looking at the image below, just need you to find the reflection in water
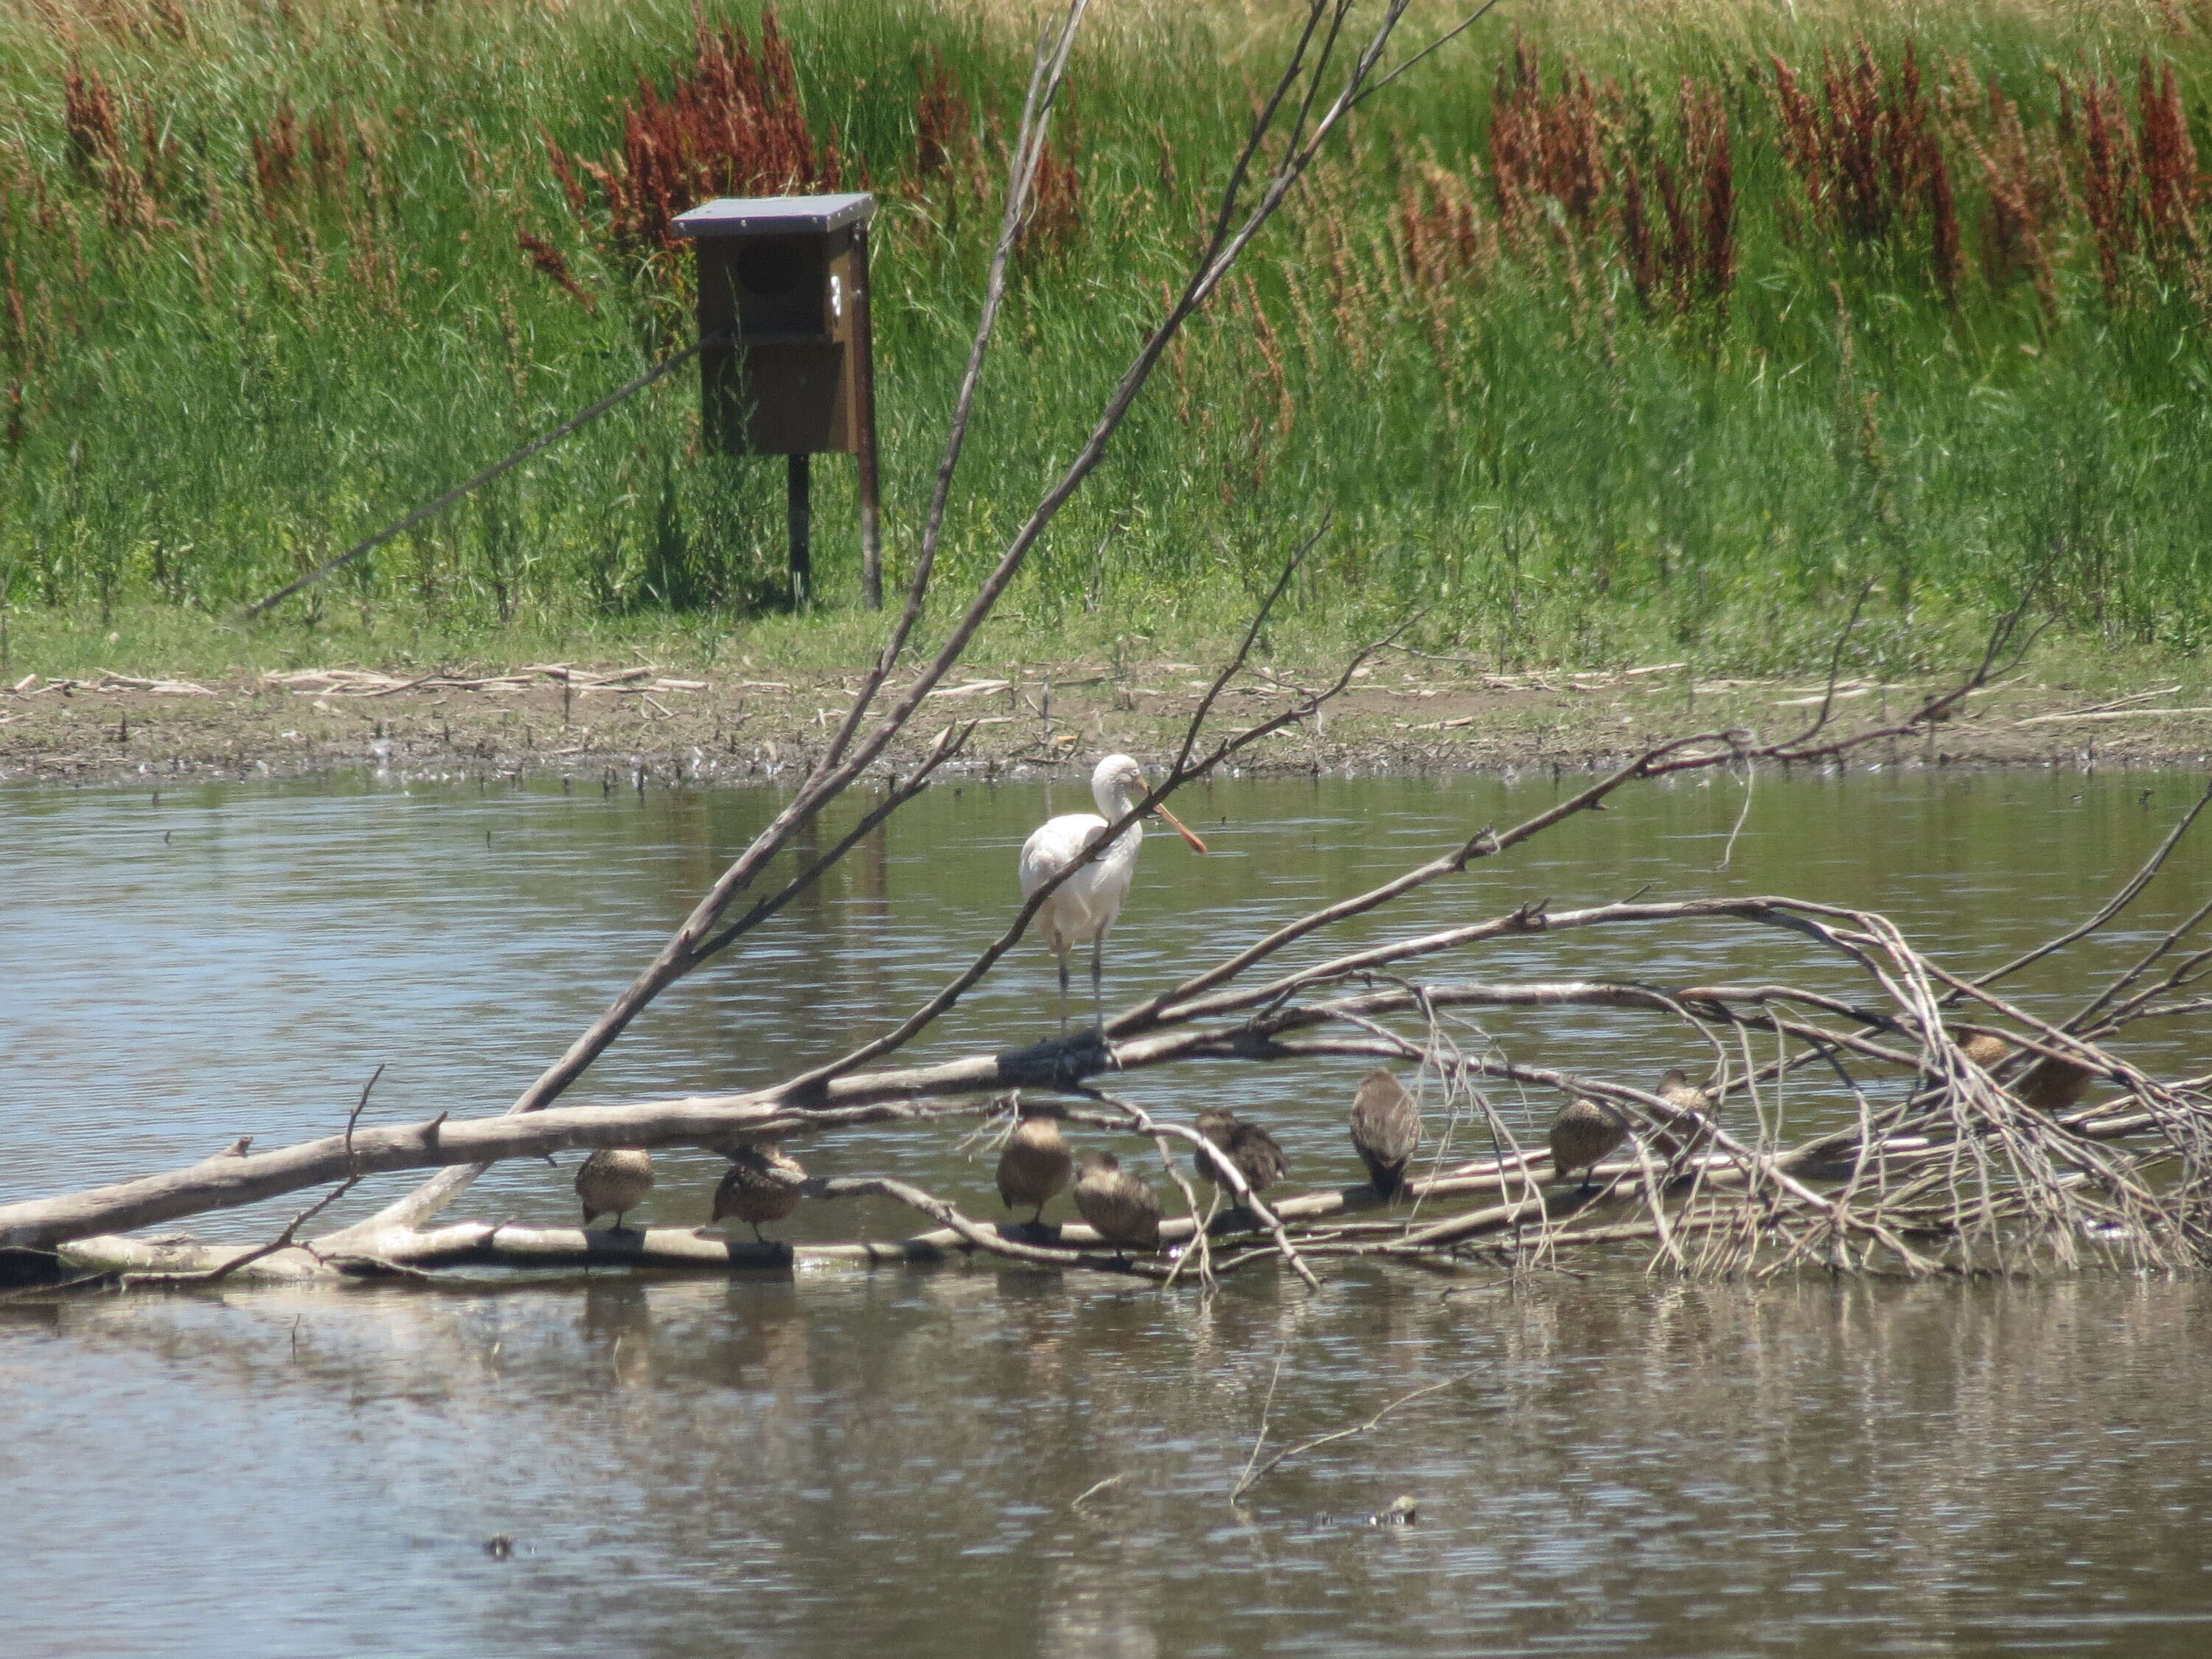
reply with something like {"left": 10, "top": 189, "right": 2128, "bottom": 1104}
{"left": 5, "top": 771, "right": 2212, "bottom": 1654}
{"left": 1041, "top": 1543, "right": 1162, "bottom": 1659}
{"left": 10, "top": 1273, "right": 2212, "bottom": 1656}
{"left": 578, "top": 1277, "right": 656, "bottom": 1391}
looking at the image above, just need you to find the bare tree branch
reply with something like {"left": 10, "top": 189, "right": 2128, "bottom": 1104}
{"left": 1959, "top": 775, "right": 2212, "bottom": 1002}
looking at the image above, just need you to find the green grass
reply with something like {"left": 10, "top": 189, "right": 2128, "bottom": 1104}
{"left": 1, "top": 0, "right": 2208, "bottom": 678}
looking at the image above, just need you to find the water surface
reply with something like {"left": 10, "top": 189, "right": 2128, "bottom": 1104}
{"left": 4, "top": 767, "right": 2211, "bottom": 1655}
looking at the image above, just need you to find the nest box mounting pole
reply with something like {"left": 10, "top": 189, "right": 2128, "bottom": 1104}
{"left": 786, "top": 453, "right": 812, "bottom": 602}
{"left": 672, "top": 192, "right": 883, "bottom": 611}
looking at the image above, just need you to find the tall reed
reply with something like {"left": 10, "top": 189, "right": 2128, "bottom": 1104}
{"left": 0, "top": 0, "right": 2205, "bottom": 667}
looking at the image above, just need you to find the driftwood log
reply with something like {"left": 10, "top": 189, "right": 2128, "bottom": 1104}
{"left": 13, "top": 782, "right": 2211, "bottom": 1287}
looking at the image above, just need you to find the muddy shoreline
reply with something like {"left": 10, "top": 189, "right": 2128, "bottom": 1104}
{"left": 6, "top": 658, "right": 2210, "bottom": 787}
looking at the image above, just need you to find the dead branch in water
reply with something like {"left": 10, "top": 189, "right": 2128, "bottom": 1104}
{"left": 313, "top": 0, "right": 1455, "bottom": 1253}
{"left": 22, "top": 849, "right": 2212, "bottom": 1284}
{"left": 114, "top": 1066, "right": 386, "bottom": 1289}
{"left": 1230, "top": 1366, "right": 1482, "bottom": 1502}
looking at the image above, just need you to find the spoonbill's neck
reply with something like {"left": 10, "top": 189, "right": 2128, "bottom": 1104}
{"left": 1093, "top": 775, "right": 1141, "bottom": 822}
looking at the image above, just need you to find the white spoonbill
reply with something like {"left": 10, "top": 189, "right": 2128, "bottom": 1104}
{"left": 1019, "top": 753, "right": 1207, "bottom": 1034}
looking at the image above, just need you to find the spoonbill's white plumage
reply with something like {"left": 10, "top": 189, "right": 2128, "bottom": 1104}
{"left": 1019, "top": 753, "right": 1206, "bottom": 1034}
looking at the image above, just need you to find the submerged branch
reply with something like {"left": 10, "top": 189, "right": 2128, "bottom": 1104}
{"left": 1230, "top": 1367, "right": 1483, "bottom": 1501}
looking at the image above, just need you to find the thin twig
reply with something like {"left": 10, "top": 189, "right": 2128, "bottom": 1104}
{"left": 126, "top": 1064, "right": 384, "bottom": 1287}
{"left": 1961, "top": 775, "right": 2212, "bottom": 1001}
{"left": 1231, "top": 1367, "right": 1481, "bottom": 1501}
{"left": 1232, "top": 1346, "right": 1288, "bottom": 1499}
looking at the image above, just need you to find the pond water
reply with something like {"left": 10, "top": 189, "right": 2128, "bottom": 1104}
{"left": 4, "top": 765, "right": 2211, "bottom": 1656}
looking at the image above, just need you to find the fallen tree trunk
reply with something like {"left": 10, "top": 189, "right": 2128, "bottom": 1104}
{"left": 44, "top": 1152, "right": 1571, "bottom": 1282}
{"left": 0, "top": 930, "right": 1948, "bottom": 1252}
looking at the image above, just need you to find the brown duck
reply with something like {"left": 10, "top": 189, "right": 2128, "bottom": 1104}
{"left": 1349, "top": 1068, "right": 1422, "bottom": 1200}
{"left": 1653, "top": 1068, "right": 1717, "bottom": 1160}
{"left": 995, "top": 1104, "right": 1072, "bottom": 1225}
{"left": 574, "top": 1147, "right": 654, "bottom": 1231}
{"left": 1958, "top": 1032, "right": 2011, "bottom": 1070}
{"left": 2017, "top": 1051, "right": 2096, "bottom": 1114}
{"left": 1192, "top": 1107, "right": 1290, "bottom": 1198}
{"left": 712, "top": 1145, "right": 808, "bottom": 1242}
{"left": 1955, "top": 1033, "right": 2094, "bottom": 1112}
{"left": 1073, "top": 1150, "right": 1162, "bottom": 1256}
{"left": 1548, "top": 1098, "right": 1626, "bottom": 1191}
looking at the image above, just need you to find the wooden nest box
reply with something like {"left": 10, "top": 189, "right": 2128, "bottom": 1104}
{"left": 672, "top": 192, "right": 883, "bottom": 606}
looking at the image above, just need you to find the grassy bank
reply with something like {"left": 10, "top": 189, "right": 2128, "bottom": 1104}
{"left": 1, "top": 0, "right": 2208, "bottom": 678}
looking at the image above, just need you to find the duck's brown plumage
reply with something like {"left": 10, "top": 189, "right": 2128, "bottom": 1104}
{"left": 1954, "top": 1032, "right": 2093, "bottom": 1112}
{"left": 575, "top": 1147, "right": 655, "bottom": 1230}
{"left": 713, "top": 1145, "right": 807, "bottom": 1241}
{"left": 1959, "top": 1032, "right": 2011, "bottom": 1070}
{"left": 1548, "top": 1099, "right": 1626, "bottom": 1187}
{"left": 2017, "top": 1052, "right": 2096, "bottom": 1113}
{"left": 996, "top": 1108, "right": 1072, "bottom": 1223}
{"left": 1349, "top": 1068, "right": 1422, "bottom": 1200}
{"left": 1192, "top": 1107, "right": 1290, "bottom": 1196}
{"left": 1653, "top": 1068, "right": 1716, "bottom": 1160}
{"left": 1073, "top": 1151, "right": 1162, "bottom": 1253}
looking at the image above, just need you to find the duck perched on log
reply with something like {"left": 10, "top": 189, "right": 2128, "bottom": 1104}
{"left": 2017, "top": 1051, "right": 2096, "bottom": 1114}
{"left": 995, "top": 1102, "right": 1072, "bottom": 1225}
{"left": 1073, "top": 1151, "right": 1162, "bottom": 1258}
{"left": 1191, "top": 1107, "right": 1289, "bottom": 1199}
{"left": 1955, "top": 1033, "right": 2094, "bottom": 1113}
{"left": 1349, "top": 1069, "right": 1422, "bottom": 1200}
{"left": 1548, "top": 1098, "right": 1626, "bottom": 1191}
{"left": 712, "top": 1146, "right": 808, "bottom": 1242}
{"left": 574, "top": 1147, "right": 654, "bottom": 1232}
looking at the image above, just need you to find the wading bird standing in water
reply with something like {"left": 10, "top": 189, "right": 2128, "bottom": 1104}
{"left": 1019, "top": 754, "right": 1207, "bottom": 1035}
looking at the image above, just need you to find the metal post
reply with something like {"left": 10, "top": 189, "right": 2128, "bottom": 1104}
{"left": 787, "top": 452, "right": 813, "bottom": 607}
{"left": 852, "top": 226, "right": 884, "bottom": 611}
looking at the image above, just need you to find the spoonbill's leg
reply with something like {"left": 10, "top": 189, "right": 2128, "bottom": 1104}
{"left": 1091, "top": 930, "right": 1107, "bottom": 1034}
{"left": 1057, "top": 953, "right": 1071, "bottom": 1037}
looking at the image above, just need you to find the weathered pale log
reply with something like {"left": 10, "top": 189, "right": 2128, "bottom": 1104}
{"left": 13, "top": 1007, "right": 2194, "bottom": 1266}
{"left": 0, "top": 1034, "right": 1608, "bottom": 1256}
{"left": 45, "top": 1149, "right": 1732, "bottom": 1285}
{"left": 16, "top": 988, "right": 2168, "bottom": 1259}
{"left": 58, "top": 1219, "right": 1071, "bottom": 1281}
{"left": 62, "top": 1234, "right": 331, "bottom": 1281}
{"left": 0, "top": 967, "right": 1761, "bottom": 1252}
{"left": 0, "top": 1091, "right": 966, "bottom": 1251}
